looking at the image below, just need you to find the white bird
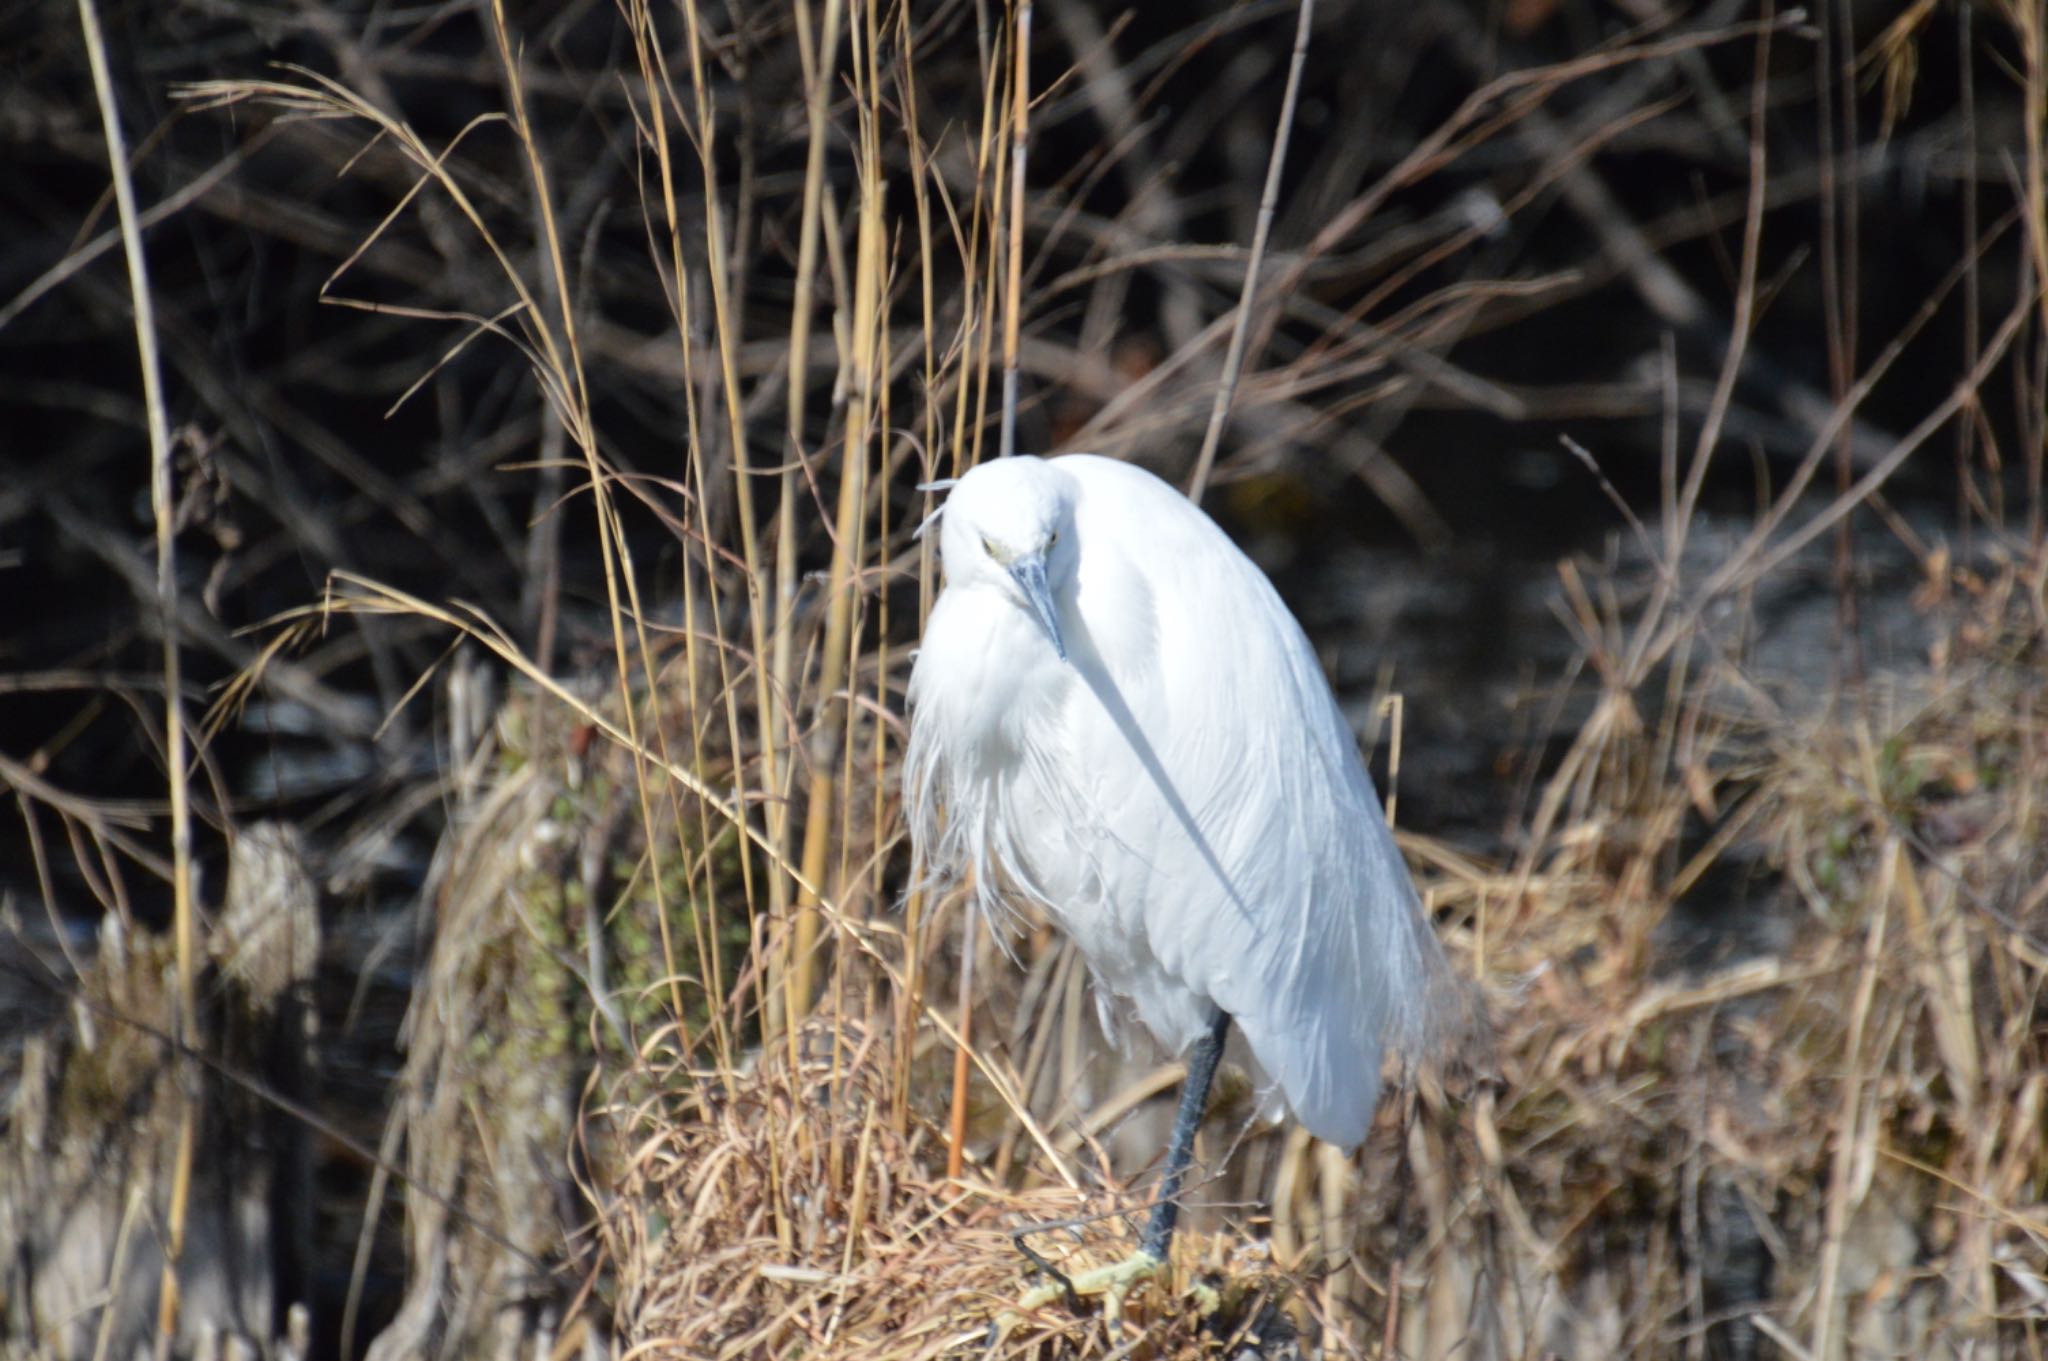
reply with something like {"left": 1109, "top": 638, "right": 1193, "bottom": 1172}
{"left": 904, "top": 453, "right": 1455, "bottom": 1286}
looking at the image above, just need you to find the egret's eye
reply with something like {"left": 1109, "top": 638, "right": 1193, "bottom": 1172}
{"left": 980, "top": 535, "right": 996, "bottom": 556}
{"left": 1048, "top": 530, "right": 1060, "bottom": 548}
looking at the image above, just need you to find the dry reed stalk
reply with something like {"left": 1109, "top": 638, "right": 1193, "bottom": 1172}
{"left": 793, "top": 0, "right": 891, "bottom": 1031}
{"left": 674, "top": 0, "right": 789, "bottom": 1053}
{"left": 895, "top": 0, "right": 943, "bottom": 1138}
{"left": 999, "top": 0, "right": 1031, "bottom": 462}
{"left": 778, "top": 0, "right": 845, "bottom": 1050}
{"left": 76, "top": 1, "right": 197, "bottom": 1348}
{"left": 616, "top": 0, "right": 766, "bottom": 1075}
{"left": 2019, "top": 0, "right": 2048, "bottom": 349}
{"left": 484, "top": 1, "right": 705, "bottom": 1073}
{"left": 933, "top": 3, "right": 1019, "bottom": 1183}
{"left": 1806, "top": 837, "right": 1892, "bottom": 1361}
{"left": 1185, "top": 0, "right": 1314, "bottom": 506}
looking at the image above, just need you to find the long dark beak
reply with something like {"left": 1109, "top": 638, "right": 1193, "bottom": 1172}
{"left": 1008, "top": 555, "right": 1067, "bottom": 662}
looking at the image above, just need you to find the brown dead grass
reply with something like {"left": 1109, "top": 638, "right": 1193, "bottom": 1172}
{"left": 603, "top": 1016, "right": 1322, "bottom": 1361}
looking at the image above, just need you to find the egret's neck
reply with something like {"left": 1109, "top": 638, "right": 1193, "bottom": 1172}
{"left": 929, "top": 580, "right": 1073, "bottom": 769}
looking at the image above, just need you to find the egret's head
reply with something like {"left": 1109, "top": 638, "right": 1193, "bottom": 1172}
{"left": 935, "top": 456, "right": 1076, "bottom": 662}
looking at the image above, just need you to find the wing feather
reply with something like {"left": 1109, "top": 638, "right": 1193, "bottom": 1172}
{"left": 1051, "top": 455, "right": 1452, "bottom": 1147}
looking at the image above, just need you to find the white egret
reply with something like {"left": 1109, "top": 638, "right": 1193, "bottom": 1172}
{"left": 904, "top": 453, "right": 1456, "bottom": 1303}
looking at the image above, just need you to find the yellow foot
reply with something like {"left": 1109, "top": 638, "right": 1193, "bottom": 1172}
{"left": 991, "top": 1250, "right": 1221, "bottom": 1346}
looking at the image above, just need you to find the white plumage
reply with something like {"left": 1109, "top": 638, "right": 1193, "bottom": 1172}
{"left": 905, "top": 453, "right": 1452, "bottom": 1153}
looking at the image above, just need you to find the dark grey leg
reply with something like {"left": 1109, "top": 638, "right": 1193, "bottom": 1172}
{"left": 1140, "top": 1008, "right": 1231, "bottom": 1259}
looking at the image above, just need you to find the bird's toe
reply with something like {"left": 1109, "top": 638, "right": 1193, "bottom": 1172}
{"left": 991, "top": 1248, "right": 1170, "bottom": 1344}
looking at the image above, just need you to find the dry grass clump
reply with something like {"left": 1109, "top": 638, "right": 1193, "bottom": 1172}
{"left": 602, "top": 1019, "right": 1305, "bottom": 1360}
{"left": 1435, "top": 542, "right": 2048, "bottom": 1358}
